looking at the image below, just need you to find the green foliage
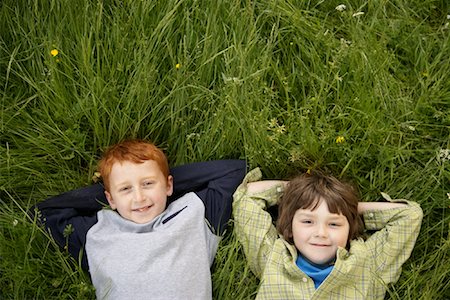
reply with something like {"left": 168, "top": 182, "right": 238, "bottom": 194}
{"left": 1, "top": 0, "right": 449, "bottom": 298}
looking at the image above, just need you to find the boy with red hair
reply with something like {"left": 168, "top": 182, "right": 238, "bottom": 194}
{"left": 35, "top": 139, "right": 246, "bottom": 299}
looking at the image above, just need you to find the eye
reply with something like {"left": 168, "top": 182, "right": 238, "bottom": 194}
{"left": 119, "top": 186, "right": 131, "bottom": 192}
{"left": 143, "top": 181, "right": 154, "bottom": 187}
{"left": 301, "top": 220, "right": 313, "bottom": 224}
{"left": 329, "top": 222, "right": 341, "bottom": 227}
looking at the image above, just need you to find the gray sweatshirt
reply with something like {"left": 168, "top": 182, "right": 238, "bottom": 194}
{"left": 86, "top": 192, "right": 220, "bottom": 300}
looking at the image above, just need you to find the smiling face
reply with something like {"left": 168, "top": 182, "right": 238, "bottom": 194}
{"left": 105, "top": 160, "right": 173, "bottom": 224}
{"left": 291, "top": 199, "right": 350, "bottom": 265}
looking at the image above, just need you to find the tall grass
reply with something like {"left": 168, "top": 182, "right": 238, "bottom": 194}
{"left": 1, "top": 0, "right": 449, "bottom": 299}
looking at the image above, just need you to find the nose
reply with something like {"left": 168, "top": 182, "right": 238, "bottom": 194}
{"left": 315, "top": 223, "right": 328, "bottom": 237}
{"left": 134, "top": 188, "right": 145, "bottom": 203}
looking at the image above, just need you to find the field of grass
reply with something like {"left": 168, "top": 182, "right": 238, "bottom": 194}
{"left": 1, "top": 0, "right": 449, "bottom": 299}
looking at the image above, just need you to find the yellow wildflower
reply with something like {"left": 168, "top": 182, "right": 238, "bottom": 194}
{"left": 175, "top": 63, "right": 181, "bottom": 69}
{"left": 336, "top": 136, "right": 345, "bottom": 144}
{"left": 306, "top": 169, "right": 311, "bottom": 175}
{"left": 50, "top": 49, "right": 59, "bottom": 57}
{"left": 92, "top": 171, "right": 101, "bottom": 182}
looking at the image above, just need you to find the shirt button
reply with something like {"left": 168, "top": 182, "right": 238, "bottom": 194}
{"left": 302, "top": 277, "right": 308, "bottom": 283}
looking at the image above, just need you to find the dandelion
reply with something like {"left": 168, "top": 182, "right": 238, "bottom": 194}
{"left": 175, "top": 63, "right": 181, "bottom": 69}
{"left": 50, "top": 49, "right": 59, "bottom": 57}
{"left": 336, "top": 136, "right": 345, "bottom": 144}
{"left": 335, "top": 4, "right": 346, "bottom": 12}
{"left": 352, "top": 12, "right": 365, "bottom": 17}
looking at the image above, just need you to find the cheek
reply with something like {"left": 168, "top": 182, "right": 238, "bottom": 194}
{"left": 337, "top": 228, "right": 350, "bottom": 247}
{"left": 292, "top": 225, "right": 308, "bottom": 241}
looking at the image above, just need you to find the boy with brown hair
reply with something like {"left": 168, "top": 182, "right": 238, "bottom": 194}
{"left": 233, "top": 168, "right": 422, "bottom": 299}
{"left": 35, "top": 139, "right": 246, "bottom": 299}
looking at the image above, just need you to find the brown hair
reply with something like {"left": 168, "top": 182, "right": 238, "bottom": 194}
{"left": 277, "top": 171, "right": 362, "bottom": 248}
{"left": 98, "top": 139, "right": 169, "bottom": 192}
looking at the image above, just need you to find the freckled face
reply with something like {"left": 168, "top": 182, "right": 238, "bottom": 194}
{"left": 291, "top": 199, "right": 350, "bottom": 265}
{"left": 105, "top": 160, "right": 173, "bottom": 224}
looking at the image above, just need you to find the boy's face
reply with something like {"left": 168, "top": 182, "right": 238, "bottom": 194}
{"left": 105, "top": 160, "right": 173, "bottom": 224}
{"left": 291, "top": 199, "right": 349, "bottom": 265}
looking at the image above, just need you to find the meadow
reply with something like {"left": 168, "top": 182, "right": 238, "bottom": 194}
{"left": 0, "top": 0, "right": 449, "bottom": 299}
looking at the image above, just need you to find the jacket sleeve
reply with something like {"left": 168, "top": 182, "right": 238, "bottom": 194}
{"left": 233, "top": 168, "right": 282, "bottom": 278}
{"left": 172, "top": 160, "right": 247, "bottom": 235}
{"left": 31, "top": 183, "right": 107, "bottom": 270}
{"left": 363, "top": 199, "right": 423, "bottom": 284}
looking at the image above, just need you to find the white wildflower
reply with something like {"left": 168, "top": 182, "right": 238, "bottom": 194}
{"left": 438, "top": 149, "right": 450, "bottom": 162}
{"left": 447, "top": 15, "right": 450, "bottom": 20}
{"left": 352, "top": 12, "right": 365, "bottom": 17}
{"left": 12, "top": 219, "right": 18, "bottom": 227}
{"left": 447, "top": 192, "right": 450, "bottom": 200}
{"left": 222, "top": 73, "right": 241, "bottom": 84}
{"left": 335, "top": 4, "right": 346, "bottom": 12}
{"left": 340, "top": 38, "right": 352, "bottom": 45}
{"left": 401, "top": 123, "right": 416, "bottom": 131}
{"left": 186, "top": 133, "right": 200, "bottom": 140}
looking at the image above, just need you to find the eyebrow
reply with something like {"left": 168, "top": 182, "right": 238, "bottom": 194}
{"left": 115, "top": 176, "right": 158, "bottom": 185}
{"left": 296, "top": 212, "right": 346, "bottom": 220}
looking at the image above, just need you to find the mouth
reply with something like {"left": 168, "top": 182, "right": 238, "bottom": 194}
{"left": 310, "top": 243, "right": 330, "bottom": 247}
{"left": 132, "top": 205, "right": 153, "bottom": 212}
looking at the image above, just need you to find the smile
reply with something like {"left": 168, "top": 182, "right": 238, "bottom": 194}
{"left": 133, "top": 205, "right": 153, "bottom": 212}
{"left": 310, "top": 243, "right": 330, "bottom": 247}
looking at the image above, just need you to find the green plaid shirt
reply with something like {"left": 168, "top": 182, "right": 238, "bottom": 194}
{"left": 233, "top": 168, "right": 423, "bottom": 299}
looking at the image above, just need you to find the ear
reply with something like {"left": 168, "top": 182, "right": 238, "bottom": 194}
{"left": 105, "top": 190, "right": 116, "bottom": 209}
{"left": 166, "top": 175, "right": 174, "bottom": 197}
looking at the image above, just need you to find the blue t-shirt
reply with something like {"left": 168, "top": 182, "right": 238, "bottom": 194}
{"left": 296, "top": 254, "right": 334, "bottom": 289}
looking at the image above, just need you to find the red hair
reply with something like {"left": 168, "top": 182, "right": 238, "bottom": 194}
{"left": 98, "top": 139, "right": 169, "bottom": 191}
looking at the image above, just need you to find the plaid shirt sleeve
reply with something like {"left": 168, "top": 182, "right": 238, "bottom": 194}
{"left": 232, "top": 168, "right": 284, "bottom": 278}
{"left": 362, "top": 197, "right": 423, "bottom": 285}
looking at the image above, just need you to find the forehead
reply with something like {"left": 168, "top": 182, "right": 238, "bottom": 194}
{"left": 295, "top": 200, "right": 346, "bottom": 219}
{"left": 109, "top": 160, "right": 164, "bottom": 180}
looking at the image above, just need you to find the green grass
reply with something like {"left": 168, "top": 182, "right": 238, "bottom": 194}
{"left": 1, "top": 0, "right": 449, "bottom": 298}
